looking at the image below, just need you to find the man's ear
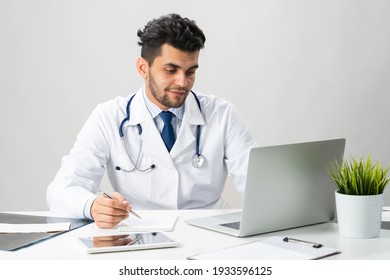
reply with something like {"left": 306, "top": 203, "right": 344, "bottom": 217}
{"left": 136, "top": 57, "right": 148, "bottom": 79}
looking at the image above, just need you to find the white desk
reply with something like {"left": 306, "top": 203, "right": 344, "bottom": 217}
{"left": 1, "top": 209, "right": 390, "bottom": 260}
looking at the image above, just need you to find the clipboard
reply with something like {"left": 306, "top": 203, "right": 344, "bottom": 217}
{"left": 188, "top": 236, "right": 341, "bottom": 260}
{"left": 0, "top": 213, "right": 92, "bottom": 251}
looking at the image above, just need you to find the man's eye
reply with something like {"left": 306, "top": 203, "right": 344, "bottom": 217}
{"left": 165, "top": 68, "right": 176, "bottom": 74}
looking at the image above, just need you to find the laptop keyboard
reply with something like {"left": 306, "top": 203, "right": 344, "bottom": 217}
{"left": 220, "top": 221, "right": 241, "bottom": 230}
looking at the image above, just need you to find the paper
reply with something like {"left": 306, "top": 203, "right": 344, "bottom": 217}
{"left": 0, "top": 222, "right": 71, "bottom": 233}
{"left": 382, "top": 207, "right": 390, "bottom": 221}
{"left": 188, "top": 236, "right": 341, "bottom": 260}
{"left": 117, "top": 212, "right": 178, "bottom": 232}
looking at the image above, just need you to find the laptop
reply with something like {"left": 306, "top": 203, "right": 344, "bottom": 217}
{"left": 185, "top": 138, "right": 346, "bottom": 237}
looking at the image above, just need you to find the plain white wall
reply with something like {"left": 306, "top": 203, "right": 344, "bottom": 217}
{"left": 1, "top": 0, "right": 390, "bottom": 211}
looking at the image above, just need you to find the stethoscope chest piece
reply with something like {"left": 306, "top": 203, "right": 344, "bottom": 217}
{"left": 192, "top": 154, "right": 205, "bottom": 168}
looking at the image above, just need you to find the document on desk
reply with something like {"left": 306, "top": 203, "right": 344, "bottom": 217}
{"left": 117, "top": 212, "right": 178, "bottom": 232}
{"left": 0, "top": 222, "right": 71, "bottom": 233}
{"left": 188, "top": 236, "right": 341, "bottom": 260}
{"left": 382, "top": 207, "right": 390, "bottom": 221}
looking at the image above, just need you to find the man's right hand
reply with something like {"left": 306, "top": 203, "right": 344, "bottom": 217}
{"left": 90, "top": 192, "right": 131, "bottom": 228}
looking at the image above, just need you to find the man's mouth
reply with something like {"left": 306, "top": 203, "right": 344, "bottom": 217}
{"left": 166, "top": 88, "right": 188, "bottom": 95}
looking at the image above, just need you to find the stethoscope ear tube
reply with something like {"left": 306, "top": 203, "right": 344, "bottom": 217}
{"left": 115, "top": 164, "right": 155, "bottom": 172}
{"left": 119, "top": 94, "right": 136, "bottom": 137}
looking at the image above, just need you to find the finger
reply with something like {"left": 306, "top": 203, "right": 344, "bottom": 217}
{"left": 111, "top": 191, "right": 127, "bottom": 202}
{"left": 94, "top": 204, "right": 129, "bottom": 220}
{"left": 93, "top": 211, "right": 128, "bottom": 228}
{"left": 94, "top": 220, "right": 122, "bottom": 229}
{"left": 91, "top": 197, "right": 129, "bottom": 228}
{"left": 111, "top": 192, "right": 132, "bottom": 211}
{"left": 96, "top": 194, "right": 130, "bottom": 212}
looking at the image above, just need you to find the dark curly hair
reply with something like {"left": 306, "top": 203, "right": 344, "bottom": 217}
{"left": 137, "top": 14, "right": 206, "bottom": 65}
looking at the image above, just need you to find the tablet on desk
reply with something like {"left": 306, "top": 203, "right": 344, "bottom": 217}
{"left": 78, "top": 232, "right": 179, "bottom": 254}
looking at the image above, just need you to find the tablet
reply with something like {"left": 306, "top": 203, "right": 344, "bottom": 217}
{"left": 78, "top": 232, "right": 179, "bottom": 254}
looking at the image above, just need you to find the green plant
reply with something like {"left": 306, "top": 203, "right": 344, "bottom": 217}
{"left": 328, "top": 156, "right": 390, "bottom": 195}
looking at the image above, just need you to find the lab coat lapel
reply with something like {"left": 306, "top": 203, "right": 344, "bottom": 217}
{"left": 170, "top": 93, "right": 205, "bottom": 159}
{"left": 141, "top": 117, "right": 173, "bottom": 163}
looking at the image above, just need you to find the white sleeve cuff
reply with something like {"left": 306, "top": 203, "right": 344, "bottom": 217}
{"left": 83, "top": 196, "right": 97, "bottom": 220}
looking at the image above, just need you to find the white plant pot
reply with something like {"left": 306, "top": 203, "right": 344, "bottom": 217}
{"left": 335, "top": 192, "right": 384, "bottom": 238}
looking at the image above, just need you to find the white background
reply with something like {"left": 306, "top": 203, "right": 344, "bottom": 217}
{"left": 1, "top": 260, "right": 389, "bottom": 279}
{"left": 1, "top": 0, "right": 389, "bottom": 211}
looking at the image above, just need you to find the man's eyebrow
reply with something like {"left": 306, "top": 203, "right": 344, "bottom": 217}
{"left": 164, "top": 63, "right": 199, "bottom": 70}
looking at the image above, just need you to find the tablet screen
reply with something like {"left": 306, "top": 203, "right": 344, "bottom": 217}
{"left": 79, "top": 232, "right": 179, "bottom": 253}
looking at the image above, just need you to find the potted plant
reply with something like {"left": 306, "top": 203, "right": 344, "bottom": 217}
{"left": 328, "top": 156, "right": 390, "bottom": 238}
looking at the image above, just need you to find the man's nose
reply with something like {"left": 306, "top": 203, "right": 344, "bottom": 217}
{"left": 174, "top": 73, "right": 188, "bottom": 87}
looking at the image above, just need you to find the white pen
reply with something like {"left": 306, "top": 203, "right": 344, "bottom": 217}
{"left": 98, "top": 190, "right": 142, "bottom": 219}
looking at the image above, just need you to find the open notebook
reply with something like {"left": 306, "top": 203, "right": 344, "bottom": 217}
{"left": 188, "top": 236, "right": 341, "bottom": 260}
{"left": 117, "top": 211, "right": 178, "bottom": 232}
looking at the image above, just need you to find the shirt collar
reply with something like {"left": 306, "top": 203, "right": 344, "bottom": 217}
{"left": 142, "top": 86, "right": 184, "bottom": 120}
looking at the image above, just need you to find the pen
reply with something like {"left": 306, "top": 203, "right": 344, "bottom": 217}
{"left": 283, "top": 237, "right": 323, "bottom": 248}
{"left": 98, "top": 190, "right": 142, "bottom": 219}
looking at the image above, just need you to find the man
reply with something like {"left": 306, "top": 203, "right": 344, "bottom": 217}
{"left": 47, "top": 14, "right": 256, "bottom": 228}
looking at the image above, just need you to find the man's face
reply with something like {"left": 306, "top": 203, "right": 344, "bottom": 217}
{"left": 139, "top": 44, "right": 199, "bottom": 110}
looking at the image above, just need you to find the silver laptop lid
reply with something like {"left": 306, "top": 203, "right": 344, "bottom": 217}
{"left": 239, "top": 138, "right": 346, "bottom": 236}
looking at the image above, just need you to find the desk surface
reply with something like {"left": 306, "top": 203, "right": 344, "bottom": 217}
{"left": 1, "top": 209, "right": 390, "bottom": 260}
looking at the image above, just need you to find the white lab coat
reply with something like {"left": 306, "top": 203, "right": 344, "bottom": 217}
{"left": 47, "top": 86, "right": 257, "bottom": 219}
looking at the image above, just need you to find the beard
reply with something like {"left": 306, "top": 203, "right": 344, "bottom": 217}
{"left": 148, "top": 72, "right": 189, "bottom": 109}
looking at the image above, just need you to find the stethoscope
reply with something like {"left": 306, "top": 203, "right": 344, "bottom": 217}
{"left": 115, "top": 90, "right": 205, "bottom": 173}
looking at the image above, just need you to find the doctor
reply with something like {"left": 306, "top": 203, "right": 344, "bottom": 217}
{"left": 47, "top": 13, "right": 256, "bottom": 228}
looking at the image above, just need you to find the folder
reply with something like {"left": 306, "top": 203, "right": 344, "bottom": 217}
{"left": 0, "top": 213, "right": 91, "bottom": 251}
{"left": 0, "top": 222, "right": 71, "bottom": 233}
{"left": 188, "top": 236, "right": 341, "bottom": 260}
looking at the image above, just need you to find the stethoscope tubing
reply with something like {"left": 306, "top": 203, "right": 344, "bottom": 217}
{"left": 117, "top": 90, "right": 203, "bottom": 171}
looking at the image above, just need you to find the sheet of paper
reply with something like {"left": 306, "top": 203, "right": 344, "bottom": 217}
{"left": 382, "top": 207, "right": 390, "bottom": 221}
{"left": 117, "top": 212, "right": 178, "bottom": 232}
{"left": 188, "top": 236, "right": 341, "bottom": 260}
{"left": 0, "top": 222, "right": 71, "bottom": 233}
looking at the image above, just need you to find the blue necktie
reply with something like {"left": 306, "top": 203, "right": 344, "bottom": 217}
{"left": 160, "top": 111, "right": 175, "bottom": 152}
